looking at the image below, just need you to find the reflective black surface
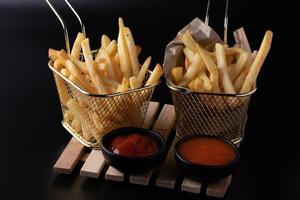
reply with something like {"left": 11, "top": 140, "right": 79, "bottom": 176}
{"left": 0, "top": 0, "right": 299, "bottom": 199}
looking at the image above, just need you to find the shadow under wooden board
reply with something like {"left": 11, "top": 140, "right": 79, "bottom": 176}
{"left": 53, "top": 101, "right": 232, "bottom": 198}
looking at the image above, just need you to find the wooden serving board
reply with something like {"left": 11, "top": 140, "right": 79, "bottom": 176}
{"left": 53, "top": 101, "right": 232, "bottom": 198}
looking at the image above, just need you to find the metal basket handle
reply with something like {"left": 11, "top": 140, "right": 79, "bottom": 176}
{"left": 45, "top": 0, "right": 86, "bottom": 54}
{"left": 205, "top": 0, "right": 229, "bottom": 44}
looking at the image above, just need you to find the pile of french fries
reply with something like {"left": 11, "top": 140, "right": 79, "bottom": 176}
{"left": 48, "top": 18, "right": 163, "bottom": 144}
{"left": 49, "top": 17, "right": 163, "bottom": 95}
{"left": 171, "top": 30, "right": 273, "bottom": 94}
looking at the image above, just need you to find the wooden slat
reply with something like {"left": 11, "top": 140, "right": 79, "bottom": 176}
{"left": 80, "top": 150, "right": 105, "bottom": 178}
{"left": 105, "top": 167, "right": 124, "bottom": 182}
{"left": 181, "top": 178, "right": 202, "bottom": 194}
{"left": 156, "top": 136, "right": 179, "bottom": 189}
{"left": 53, "top": 137, "right": 85, "bottom": 174}
{"left": 129, "top": 170, "right": 154, "bottom": 185}
{"left": 142, "top": 101, "right": 160, "bottom": 129}
{"left": 130, "top": 104, "right": 176, "bottom": 185}
{"left": 105, "top": 101, "right": 160, "bottom": 182}
{"left": 152, "top": 105, "right": 176, "bottom": 140}
{"left": 206, "top": 176, "right": 232, "bottom": 198}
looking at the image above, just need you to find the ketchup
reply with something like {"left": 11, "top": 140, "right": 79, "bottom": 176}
{"left": 109, "top": 133, "right": 159, "bottom": 157}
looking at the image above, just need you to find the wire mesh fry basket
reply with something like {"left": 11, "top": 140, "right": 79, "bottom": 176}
{"left": 50, "top": 61, "right": 156, "bottom": 148}
{"left": 165, "top": 0, "right": 256, "bottom": 144}
{"left": 46, "top": 0, "right": 158, "bottom": 148}
{"left": 168, "top": 82, "right": 255, "bottom": 144}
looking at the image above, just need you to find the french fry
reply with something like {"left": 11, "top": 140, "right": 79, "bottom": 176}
{"left": 181, "top": 32, "right": 220, "bottom": 92}
{"left": 215, "top": 43, "right": 236, "bottom": 94}
{"left": 96, "top": 40, "right": 117, "bottom": 62}
{"left": 179, "top": 53, "right": 201, "bottom": 86}
{"left": 105, "top": 40, "right": 118, "bottom": 57}
{"left": 194, "top": 77, "right": 204, "bottom": 92}
{"left": 70, "top": 32, "right": 85, "bottom": 60}
{"left": 183, "top": 47, "right": 194, "bottom": 70}
{"left": 145, "top": 64, "right": 163, "bottom": 86}
{"left": 118, "top": 18, "right": 132, "bottom": 78}
{"left": 48, "top": 48, "right": 61, "bottom": 60}
{"left": 171, "top": 67, "right": 184, "bottom": 84}
{"left": 116, "top": 78, "right": 130, "bottom": 92}
{"left": 81, "top": 38, "right": 108, "bottom": 94}
{"left": 64, "top": 60, "right": 95, "bottom": 92}
{"left": 234, "top": 70, "right": 248, "bottom": 92}
{"left": 64, "top": 109, "right": 74, "bottom": 122}
{"left": 230, "top": 49, "right": 250, "bottom": 82}
{"left": 137, "top": 57, "right": 151, "bottom": 84}
{"left": 69, "top": 58, "right": 89, "bottom": 74}
{"left": 125, "top": 27, "right": 140, "bottom": 76}
{"left": 241, "top": 30, "right": 273, "bottom": 93}
{"left": 101, "top": 34, "right": 111, "bottom": 48}
{"left": 71, "top": 118, "right": 82, "bottom": 133}
{"left": 99, "top": 48, "right": 119, "bottom": 82}
{"left": 129, "top": 76, "right": 140, "bottom": 89}
{"left": 54, "top": 58, "right": 64, "bottom": 70}
{"left": 188, "top": 79, "right": 196, "bottom": 90}
{"left": 61, "top": 68, "right": 70, "bottom": 78}
{"left": 199, "top": 73, "right": 213, "bottom": 92}
{"left": 196, "top": 45, "right": 220, "bottom": 93}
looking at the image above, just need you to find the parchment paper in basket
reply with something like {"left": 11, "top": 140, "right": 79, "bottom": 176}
{"left": 163, "top": 17, "right": 222, "bottom": 83}
{"left": 163, "top": 17, "right": 252, "bottom": 86}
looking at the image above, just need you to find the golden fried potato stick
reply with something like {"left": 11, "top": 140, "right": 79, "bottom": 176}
{"left": 81, "top": 38, "right": 108, "bottom": 94}
{"left": 199, "top": 73, "right": 213, "bottom": 92}
{"left": 196, "top": 45, "right": 220, "bottom": 93}
{"left": 129, "top": 76, "right": 140, "bottom": 89}
{"left": 215, "top": 43, "right": 236, "bottom": 94}
{"left": 101, "top": 34, "right": 111, "bottom": 48}
{"left": 179, "top": 53, "right": 201, "bottom": 86}
{"left": 69, "top": 57, "right": 89, "bottom": 74}
{"left": 64, "top": 109, "right": 74, "bottom": 122}
{"left": 137, "top": 56, "right": 151, "bottom": 85}
{"left": 71, "top": 118, "right": 82, "bottom": 133}
{"left": 58, "top": 50, "right": 96, "bottom": 93}
{"left": 188, "top": 79, "right": 196, "bottom": 90}
{"left": 194, "top": 77, "right": 204, "bottom": 92}
{"left": 61, "top": 68, "right": 70, "bottom": 78}
{"left": 96, "top": 40, "right": 117, "bottom": 62}
{"left": 67, "top": 99, "right": 96, "bottom": 141}
{"left": 171, "top": 67, "right": 184, "bottom": 84}
{"left": 106, "top": 40, "right": 118, "bottom": 57}
{"left": 183, "top": 47, "right": 194, "bottom": 63}
{"left": 118, "top": 18, "right": 132, "bottom": 78}
{"left": 181, "top": 32, "right": 220, "bottom": 92}
{"left": 116, "top": 78, "right": 130, "bottom": 92}
{"left": 71, "top": 32, "right": 85, "bottom": 60}
{"left": 68, "top": 74, "right": 96, "bottom": 93}
{"left": 54, "top": 58, "right": 64, "bottom": 70}
{"left": 48, "top": 48, "right": 61, "bottom": 60}
{"left": 234, "top": 70, "right": 248, "bottom": 92}
{"left": 240, "top": 30, "right": 273, "bottom": 93}
{"left": 99, "top": 48, "right": 119, "bottom": 82}
{"left": 145, "top": 64, "right": 163, "bottom": 86}
{"left": 230, "top": 49, "right": 250, "bottom": 82}
{"left": 125, "top": 27, "right": 140, "bottom": 76}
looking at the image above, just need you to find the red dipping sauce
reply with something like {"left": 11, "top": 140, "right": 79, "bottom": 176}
{"left": 109, "top": 133, "right": 160, "bottom": 157}
{"left": 178, "top": 137, "right": 236, "bottom": 166}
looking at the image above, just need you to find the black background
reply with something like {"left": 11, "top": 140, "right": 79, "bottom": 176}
{"left": 0, "top": 0, "right": 299, "bottom": 200}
